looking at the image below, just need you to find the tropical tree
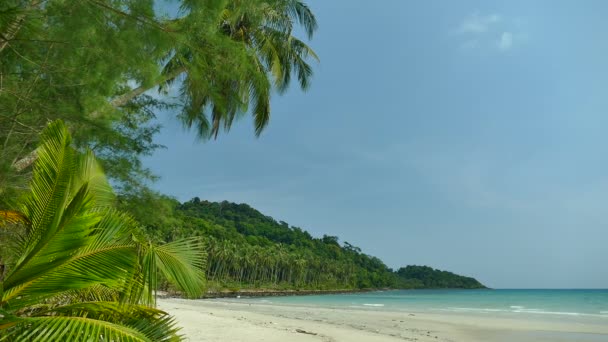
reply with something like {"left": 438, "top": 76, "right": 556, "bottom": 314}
{"left": 0, "top": 120, "right": 206, "bottom": 341}
{"left": 161, "top": 0, "right": 319, "bottom": 138}
{"left": 2, "top": 0, "right": 319, "bottom": 186}
{"left": 0, "top": 0, "right": 175, "bottom": 201}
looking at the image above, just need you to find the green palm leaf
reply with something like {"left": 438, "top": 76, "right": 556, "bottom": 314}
{"left": 2, "top": 316, "right": 154, "bottom": 342}
{"left": 142, "top": 237, "right": 207, "bottom": 301}
{"left": 0, "top": 120, "right": 205, "bottom": 341}
{"left": 163, "top": 0, "right": 319, "bottom": 139}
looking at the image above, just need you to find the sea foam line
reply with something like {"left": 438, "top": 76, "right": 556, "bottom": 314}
{"left": 440, "top": 307, "right": 608, "bottom": 318}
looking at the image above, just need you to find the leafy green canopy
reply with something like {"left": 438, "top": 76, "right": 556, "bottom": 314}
{"left": 120, "top": 196, "right": 487, "bottom": 291}
{"left": 0, "top": 120, "right": 206, "bottom": 341}
{"left": 395, "top": 265, "right": 486, "bottom": 289}
{"left": 0, "top": 0, "right": 174, "bottom": 199}
{"left": 122, "top": 198, "right": 399, "bottom": 289}
{"left": 0, "top": 0, "right": 318, "bottom": 202}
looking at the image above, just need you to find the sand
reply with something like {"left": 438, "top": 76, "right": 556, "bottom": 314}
{"left": 158, "top": 298, "right": 608, "bottom": 342}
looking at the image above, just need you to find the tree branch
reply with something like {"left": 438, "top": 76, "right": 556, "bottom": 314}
{"left": 12, "top": 148, "right": 38, "bottom": 172}
{"left": 0, "top": 1, "right": 42, "bottom": 53}
{"left": 12, "top": 66, "right": 187, "bottom": 170}
{"left": 0, "top": 15, "right": 26, "bottom": 53}
{"left": 90, "top": 66, "right": 186, "bottom": 118}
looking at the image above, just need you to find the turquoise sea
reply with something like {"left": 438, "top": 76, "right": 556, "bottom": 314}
{"left": 240, "top": 289, "right": 608, "bottom": 323}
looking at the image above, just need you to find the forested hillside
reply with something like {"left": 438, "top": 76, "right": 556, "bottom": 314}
{"left": 120, "top": 195, "right": 486, "bottom": 291}
{"left": 396, "top": 266, "right": 486, "bottom": 289}
{"left": 185, "top": 199, "right": 398, "bottom": 289}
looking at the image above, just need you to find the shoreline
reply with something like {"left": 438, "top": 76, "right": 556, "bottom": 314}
{"left": 201, "top": 288, "right": 381, "bottom": 298}
{"left": 162, "top": 287, "right": 489, "bottom": 299}
{"left": 158, "top": 298, "right": 608, "bottom": 342}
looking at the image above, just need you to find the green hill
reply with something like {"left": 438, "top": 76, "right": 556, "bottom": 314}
{"left": 119, "top": 194, "right": 486, "bottom": 291}
{"left": 396, "top": 265, "right": 486, "bottom": 289}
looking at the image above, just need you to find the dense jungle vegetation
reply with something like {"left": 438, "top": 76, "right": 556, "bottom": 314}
{"left": 120, "top": 196, "right": 487, "bottom": 291}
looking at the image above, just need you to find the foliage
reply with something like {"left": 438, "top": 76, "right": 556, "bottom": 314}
{"left": 395, "top": 265, "right": 487, "bottom": 289}
{"left": 177, "top": 200, "right": 395, "bottom": 289}
{"left": 123, "top": 197, "right": 486, "bottom": 291}
{"left": 0, "top": 0, "right": 319, "bottom": 203}
{"left": 171, "top": 0, "right": 319, "bottom": 138}
{"left": 0, "top": 0, "right": 174, "bottom": 202}
{"left": 0, "top": 121, "right": 206, "bottom": 341}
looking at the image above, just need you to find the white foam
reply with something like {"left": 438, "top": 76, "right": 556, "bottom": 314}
{"left": 516, "top": 310, "right": 580, "bottom": 316}
{"left": 362, "top": 304, "right": 385, "bottom": 307}
{"left": 441, "top": 307, "right": 507, "bottom": 313}
{"left": 441, "top": 307, "right": 608, "bottom": 318}
{"left": 510, "top": 306, "right": 525, "bottom": 309}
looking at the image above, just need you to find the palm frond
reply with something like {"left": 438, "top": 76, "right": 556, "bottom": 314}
{"left": 2, "top": 315, "right": 154, "bottom": 342}
{"left": 47, "top": 301, "right": 183, "bottom": 341}
{"left": 144, "top": 237, "right": 206, "bottom": 299}
{"left": 284, "top": 0, "right": 317, "bottom": 39}
{"left": 1, "top": 119, "right": 201, "bottom": 340}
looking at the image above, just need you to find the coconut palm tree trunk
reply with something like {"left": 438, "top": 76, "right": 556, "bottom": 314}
{"left": 97, "top": 66, "right": 187, "bottom": 116}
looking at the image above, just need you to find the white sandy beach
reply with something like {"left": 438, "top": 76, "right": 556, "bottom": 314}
{"left": 158, "top": 298, "right": 608, "bottom": 342}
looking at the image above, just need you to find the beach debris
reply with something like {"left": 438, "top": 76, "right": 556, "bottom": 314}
{"left": 295, "top": 329, "right": 318, "bottom": 336}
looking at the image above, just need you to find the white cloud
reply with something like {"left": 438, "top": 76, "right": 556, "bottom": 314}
{"left": 457, "top": 13, "right": 501, "bottom": 34}
{"left": 497, "top": 32, "right": 514, "bottom": 51}
{"left": 453, "top": 12, "right": 524, "bottom": 53}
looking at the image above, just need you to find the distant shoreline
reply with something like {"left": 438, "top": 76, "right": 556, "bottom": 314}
{"left": 202, "top": 288, "right": 379, "bottom": 298}
{"left": 158, "top": 287, "right": 490, "bottom": 300}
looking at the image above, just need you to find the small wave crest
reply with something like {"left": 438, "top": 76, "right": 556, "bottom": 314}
{"left": 362, "top": 303, "right": 385, "bottom": 307}
{"left": 441, "top": 307, "right": 608, "bottom": 318}
{"left": 442, "top": 307, "right": 505, "bottom": 313}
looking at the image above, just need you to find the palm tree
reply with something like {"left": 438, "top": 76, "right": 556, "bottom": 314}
{"left": 9, "top": 0, "right": 319, "bottom": 175}
{"left": 0, "top": 120, "right": 205, "bottom": 341}
{"left": 112, "top": 0, "right": 318, "bottom": 139}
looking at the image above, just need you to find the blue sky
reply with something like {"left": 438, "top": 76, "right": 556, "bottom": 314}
{"left": 145, "top": 1, "right": 608, "bottom": 288}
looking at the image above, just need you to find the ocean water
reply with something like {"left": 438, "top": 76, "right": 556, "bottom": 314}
{"left": 238, "top": 289, "right": 608, "bottom": 323}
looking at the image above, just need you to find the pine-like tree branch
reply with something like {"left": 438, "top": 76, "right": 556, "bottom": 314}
{"left": 13, "top": 66, "right": 187, "bottom": 170}
{"left": 0, "top": 15, "right": 26, "bottom": 53}
{"left": 0, "top": 1, "right": 42, "bottom": 53}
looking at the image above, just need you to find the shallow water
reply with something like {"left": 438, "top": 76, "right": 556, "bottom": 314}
{"left": 237, "top": 289, "right": 608, "bottom": 324}
{"left": 491, "top": 331, "right": 608, "bottom": 342}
